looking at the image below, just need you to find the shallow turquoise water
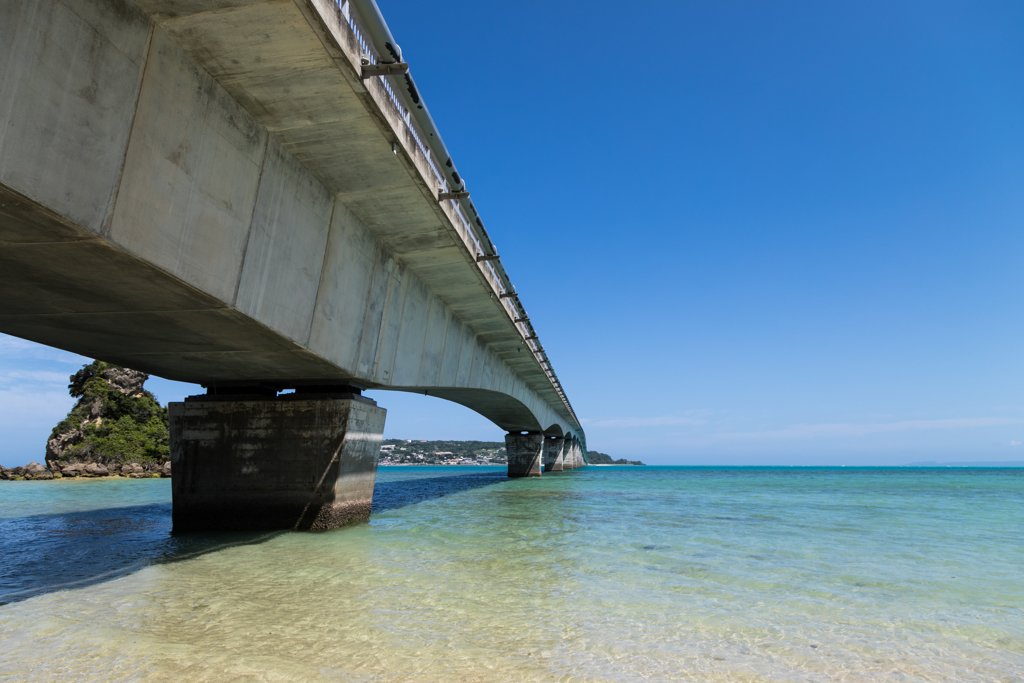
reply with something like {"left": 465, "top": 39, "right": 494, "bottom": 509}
{"left": 0, "top": 466, "right": 1022, "bottom": 681}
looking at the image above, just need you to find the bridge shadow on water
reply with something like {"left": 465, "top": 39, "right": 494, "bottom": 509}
{"left": 371, "top": 470, "right": 507, "bottom": 514}
{"left": 0, "top": 503, "right": 281, "bottom": 606}
{"left": 0, "top": 470, "right": 506, "bottom": 606}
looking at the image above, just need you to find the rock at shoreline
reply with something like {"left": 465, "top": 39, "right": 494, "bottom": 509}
{"left": 25, "top": 462, "right": 52, "bottom": 480}
{"left": 0, "top": 466, "right": 23, "bottom": 480}
{"left": 60, "top": 463, "right": 84, "bottom": 477}
{"left": 1, "top": 459, "right": 172, "bottom": 480}
{"left": 0, "top": 463, "right": 54, "bottom": 480}
{"left": 83, "top": 463, "right": 109, "bottom": 477}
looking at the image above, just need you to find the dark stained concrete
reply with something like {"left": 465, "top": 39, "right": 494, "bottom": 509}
{"left": 505, "top": 433, "right": 543, "bottom": 478}
{"left": 170, "top": 395, "right": 385, "bottom": 531}
{"left": 544, "top": 436, "right": 565, "bottom": 472}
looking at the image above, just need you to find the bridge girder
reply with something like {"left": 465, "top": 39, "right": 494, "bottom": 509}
{"left": 0, "top": 0, "right": 583, "bottom": 445}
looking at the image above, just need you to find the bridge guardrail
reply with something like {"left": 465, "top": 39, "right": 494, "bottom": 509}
{"left": 333, "top": 0, "right": 579, "bottom": 428}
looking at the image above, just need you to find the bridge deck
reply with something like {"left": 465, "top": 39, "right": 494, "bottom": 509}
{"left": 0, "top": 0, "right": 581, "bottom": 436}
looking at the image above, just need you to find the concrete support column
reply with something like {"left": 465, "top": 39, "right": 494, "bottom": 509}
{"left": 570, "top": 441, "right": 583, "bottom": 469}
{"left": 562, "top": 440, "right": 574, "bottom": 470}
{"left": 506, "top": 432, "right": 543, "bottom": 477}
{"left": 543, "top": 436, "right": 564, "bottom": 472}
{"left": 169, "top": 394, "right": 386, "bottom": 532}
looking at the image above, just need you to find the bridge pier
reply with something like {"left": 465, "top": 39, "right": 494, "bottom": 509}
{"left": 169, "top": 392, "right": 385, "bottom": 532}
{"left": 544, "top": 436, "right": 564, "bottom": 472}
{"left": 506, "top": 432, "right": 543, "bottom": 477}
{"left": 564, "top": 439, "right": 583, "bottom": 470}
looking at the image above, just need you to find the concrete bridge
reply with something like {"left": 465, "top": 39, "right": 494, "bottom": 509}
{"left": 0, "top": 0, "right": 586, "bottom": 530}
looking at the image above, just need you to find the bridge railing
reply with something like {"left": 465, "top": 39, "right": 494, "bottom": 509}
{"left": 333, "top": 0, "right": 578, "bottom": 427}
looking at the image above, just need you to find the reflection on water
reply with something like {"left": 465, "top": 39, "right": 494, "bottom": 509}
{"left": 0, "top": 467, "right": 1022, "bottom": 682}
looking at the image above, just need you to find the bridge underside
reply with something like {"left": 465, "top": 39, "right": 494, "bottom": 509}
{"left": 2, "top": 182, "right": 573, "bottom": 440}
{"left": 1, "top": 184, "right": 348, "bottom": 384}
{"left": 0, "top": 0, "right": 586, "bottom": 529}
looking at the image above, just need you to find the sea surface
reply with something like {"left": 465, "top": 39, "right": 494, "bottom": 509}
{"left": 0, "top": 466, "right": 1022, "bottom": 682}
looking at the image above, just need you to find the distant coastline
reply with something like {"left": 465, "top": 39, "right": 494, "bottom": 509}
{"left": 904, "top": 460, "right": 1024, "bottom": 467}
{"left": 379, "top": 462, "right": 503, "bottom": 467}
{"left": 378, "top": 440, "right": 644, "bottom": 466}
{"left": 3, "top": 435, "right": 643, "bottom": 476}
{"left": 587, "top": 451, "right": 645, "bottom": 466}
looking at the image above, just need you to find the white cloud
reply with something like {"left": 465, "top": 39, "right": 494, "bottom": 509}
{"left": 0, "top": 334, "right": 87, "bottom": 364}
{"left": 0, "top": 388, "right": 74, "bottom": 418}
{"left": 0, "top": 370, "right": 72, "bottom": 385}
{"left": 582, "top": 415, "right": 708, "bottom": 428}
{"left": 673, "top": 417, "right": 1021, "bottom": 445}
{"left": 1010, "top": 441, "right": 1022, "bottom": 447}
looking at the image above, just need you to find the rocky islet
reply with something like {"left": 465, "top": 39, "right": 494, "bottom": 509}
{"left": 2, "top": 361, "right": 172, "bottom": 481}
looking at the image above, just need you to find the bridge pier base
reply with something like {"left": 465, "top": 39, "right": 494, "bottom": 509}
{"left": 169, "top": 394, "right": 385, "bottom": 532}
{"left": 544, "top": 436, "right": 564, "bottom": 472}
{"left": 506, "top": 433, "right": 543, "bottom": 477}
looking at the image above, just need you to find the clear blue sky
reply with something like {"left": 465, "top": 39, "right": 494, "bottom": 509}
{"left": 2, "top": 0, "right": 1022, "bottom": 466}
